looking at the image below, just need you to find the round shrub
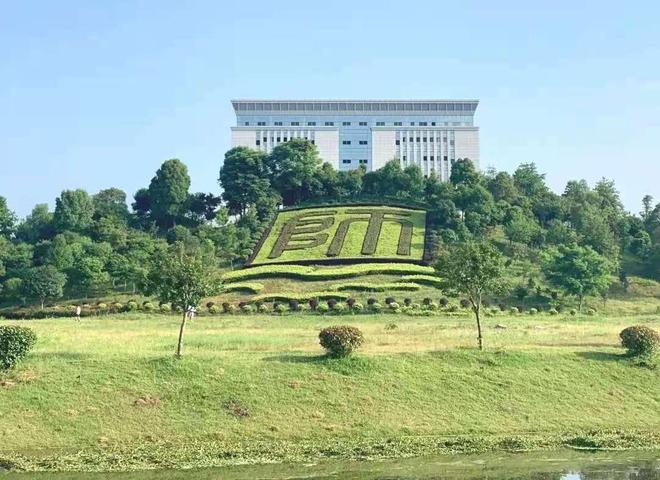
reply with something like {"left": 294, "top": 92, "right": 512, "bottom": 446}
{"left": 587, "top": 308, "right": 596, "bottom": 316}
{"left": 97, "top": 303, "right": 108, "bottom": 310}
{"left": 439, "top": 297, "right": 449, "bottom": 307}
{"left": 411, "top": 303, "right": 421, "bottom": 310}
{"left": 529, "top": 308, "right": 538, "bottom": 315}
{"left": 241, "top": 304, "right": 254, "bottom": 314}
{"left": 619, "top": 325, "right": 660, "bottom": 356}
{"left": 160, "top": 303, "right": 172, "bottom": 313}
{"left": 403, "top": 298, "right": 412, "bottom": 307}
{"left": 332, "top": 302, "right": 345, "bottom": 314}
{"left": 352, "top": 302, "right": 364, "bottom": 312}
{"left": 142, "top": 302, "right": 155, "bottom": 311}
{"left": 569, "top": 308, "right": 577, "bottom": 316}
{"left": 222, "top": 302, "right": 231, "bottom": 313}
{"left": 126, "top": 301, "right": 139, "bottom": 311}
{"left": 370, "top": 302, "right": 383, "bottom": 312}
{"left": 227, "top": 304, "right": 238, "bottom": 314}
{"left": 317, "top": 303, "right": 329, "bottom": 314}
{"left": 367, "top": 297, "right": 377, "bottom": 306}
{"left": 548, "top": 308, "right": 558, "bottom": 316}
{"left": 238, "top": 301, "right": 248, "bottom": 309}
{"left": 498, "top": 303, "right": 507, "bottom": 311}
{"left": 288, "top": 299, "right": 300, "bottom": 312}
{"left": 459, "top": 299, "right": 471, "bottom": 309}
{"left": 447, "top": 304, "right": 458, "bottom": 313}
{"left": 385, "top": 296, "right": 396, "bottom": 305}
{"left": 274, "top": 304, "right": 287, "bottom": 314}
{"left": 327, "top": 299, "right": 338, "bottom": 310}
{"left": 206, "top": 301, "right": 215, "bottom": 309}
{"left": 308, "top": 298, "right": 319, "bottom": 311}
{"left": 258, "top": 303, "right": 270, "bottom": 313}
{"left": 423, "top": 297, "right": 432, "bottom": 306}
{"left": 427, "top": 301, "right": 439, "bottom": 311}
{"left": 208, "top": 305, "right": 220, "bottom": 314}
{"left": 509, "top": 307, "right": 520, "bottom": 315}
{"left": 346, "top": 297, "right": 356, "bottom": 308}
{"left": 113, "top": 302, "right": 124, "bottom": 311}
{"left": 388, "top": 302, "right": 400, "bottom": 310}
{"left": 318, "top": 325, "right": 364, "bottom": 358}
{"left": 0, "top": 326, "right": 37, "bottom": 370}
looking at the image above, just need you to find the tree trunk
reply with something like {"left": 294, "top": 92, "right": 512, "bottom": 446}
{"left": 475, "top": 305, "right": 484, "bottom": 350}
{"left": 578, "top": 294, "right": 583, "bottom": 313}
{"left": 176, "top": 311, "right": 187, "bottom": 358}
{"left": 40, "top": 299, "right": 45, "bottom": 310}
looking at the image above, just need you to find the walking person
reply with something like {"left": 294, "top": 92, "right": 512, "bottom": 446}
{"left": 75, "top": 305, "right": 81, "bottom": 321}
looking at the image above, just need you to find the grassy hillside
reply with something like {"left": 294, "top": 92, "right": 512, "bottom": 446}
{"left": 1, "top": 312, "right": 659, "bottom": 472}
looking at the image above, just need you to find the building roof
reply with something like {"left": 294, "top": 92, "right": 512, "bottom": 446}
{"left": 231, "top": 100, "right": 479, "bottom": 114}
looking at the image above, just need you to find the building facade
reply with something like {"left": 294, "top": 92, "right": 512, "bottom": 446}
{"left": 231, "top": 100, "right": 479, "bottom": 180}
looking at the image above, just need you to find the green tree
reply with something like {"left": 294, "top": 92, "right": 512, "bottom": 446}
{"left": 219, "top": 147, "right": 272, "bottom": 216}
{"left": 15, "top": 204, "right": 54, "bottom": 243}
{"left": 513, "top": 163, "right": 548, "bottom": 198}
{"left": 53, "top": 189, "right": 95, "bottom": 233}
{"left": 143, "top": 242, "right": 219, "bottom": 357}
{"left": 542, "top": 244, "right": 612, "bottom": 311}
{"left": 0, "top": 196, "right": 17, "bottom": 238}
{"left": 435, "top": 241, "right": 506, "bottom": 350}
{"left": 21, "top": 266, "right": 67, "bottom": 309}
{"left": 147, "top": 159, "right": 191, "bottom": 229}
{"left": 93, "top": 188, "right": 129, "bottom": 224}
{"left": 504, "top": 206, "right": 542, "bottom": 245}
{"left": 266, "top": 139, "right": 322, "bottom": 205}
{"left": 449, "top": 158, "right": 480, "bottom": 186}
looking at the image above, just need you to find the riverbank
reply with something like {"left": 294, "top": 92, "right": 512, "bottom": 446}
{"left": 1, "top": 313, "right": 658, "bottom": 472}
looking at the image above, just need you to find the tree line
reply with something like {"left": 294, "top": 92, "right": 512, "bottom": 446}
{"left": 1, "top": 138, "right": 659, "bottom": 308}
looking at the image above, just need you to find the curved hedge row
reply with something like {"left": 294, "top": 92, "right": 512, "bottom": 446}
{"left": 251, "top": 291, "right": 351, "bottom": 303}
{"left": 399, "top": 275, "right": 443, "bottom": 287}
{"left": 223, "top": 263, "right": 435, "bottom": 283}
{"left": 223, "top": 282, "right": 264, "bottom": 294}
{"left": 331, "top": 282, "right": 421, "bottom": 292}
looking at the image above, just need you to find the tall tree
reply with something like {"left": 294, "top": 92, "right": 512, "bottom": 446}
{"left": 53, "top": 189, "right": 95, "bottom": 233}
{"left": 219, "top": 147, "right": 272, "bottom": 217}
{"left": 143, "top": 242, "right": 219, "bottom": 357}
{"left": 15, "top": 204, "right": 54, "bottom": 243}
{"left": 0, "top": 196, "right": 17, "bottom": 238}
{"left": 147, "top": 159, "right": 191, "bottom": 229}
{"left": 449, "top": 158, "right": 480, "bottom": 186}
{"left": 21, "top": 266, "right": 67, "bottom": 309}
{"left": 542, "top": 244, "right": 612, "bottom": 311}
{"left": 265, "top": 139, "right": 322, "bottom": 206}
{"left": 93, "top": 188, "right": 130, "bottom": 224}
{"left": 435, "top": 241, "right": 507, "bottom": 350}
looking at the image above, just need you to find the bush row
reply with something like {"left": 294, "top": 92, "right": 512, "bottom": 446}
{"left": 332, "top": 282, "right": 421, "bottom": 292}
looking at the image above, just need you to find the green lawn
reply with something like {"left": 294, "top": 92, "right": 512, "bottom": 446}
{"left": 1, "top": 312, "right": 659, "bottom": 472}
{"left": 250, "top": 205, "right": 427, "bottom": 265}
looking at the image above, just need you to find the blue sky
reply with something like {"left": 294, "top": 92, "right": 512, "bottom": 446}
{"left": 1, "top": 0, "right": 659, "bottom": 216}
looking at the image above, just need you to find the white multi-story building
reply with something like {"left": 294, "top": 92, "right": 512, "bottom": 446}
{"left": 231, "top": 100, "right": 479, "bottom": 180}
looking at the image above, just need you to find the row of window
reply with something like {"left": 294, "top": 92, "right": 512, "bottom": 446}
{"left": 342, "top": 140, "right": 369, "bottom": 145}
{"left": 256, "top": 138, "right": 315, "bottom": 146}
{"left": 402, "top": 155, "right": 452, "bottom": 162}
{"left": 244, "top": 121, "right": 463, "bottom": 127}
{"left": 395, "top": 138, "right": 455, "bottom": 145}
{"left": 342, "top": 159, "right": 369, "bottom": 165}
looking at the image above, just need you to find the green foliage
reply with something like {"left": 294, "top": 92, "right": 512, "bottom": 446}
{"left": 266, "top": 139, "right": 323, "bottom": 206}
{"left": 318, "top": 325, "right": 364, "bottom": 357}
{"left": 399, "top": 274, "right": 443, "bottom": 287}
{"left": 146, "top": 159, "right": 191, "bottom": 229}
{"left": 53, "top": 189, "right": 95, "bottom": 233}
{"left": 619, "top": 325, "right": 660, "bottom": 356}
{"left": 0, "top": 326, "right": 37, "bottom": 369}
{"left": 159, "top": 303, "right": 172, "bottom": 313}
{"left": 208, "top": 305, "right": 220, "bottom": 314}
{"left": 332, "top": 282, "right": 420, "bottom": 292}
{"left": 20, "top": 265, "right": 67, "bottom": 309}
{"left": 0, "top": 196, "right": 17, "bottom": 238}
{"left": 223, "top": 282, "right": 264, "bottom": 294}
{"left": 252, "top": 291, "right": 350, "bottom": 303}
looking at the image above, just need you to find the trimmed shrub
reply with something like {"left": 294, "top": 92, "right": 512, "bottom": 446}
{"left": 439, "top": 297, "right": 449, "bottom": 307}
{"left": 510, "top": 307, "right": 520, "bottom": 315}
{"left": 587, "top": 308, "right": 596, "bottom": 316}
{"left": 367, "top": 297, "right": 377, "bottom": 306}
{"left": 498, "top": 303, "right": 507, "bottom": 311}
{"left": 332, "top": 302, "right": 346, "bottom": 314}
{"left": 529, "top": 308, "right": 538, "bottom": 315}
{"left": 403, "top": 298, "right": 412, "bottom": 307}
{"left": 160, "top": 303, "right": 172, "bottom": 313}
{"left": 447, "top": 304, "right": 458, "bottom": 312}
{"left": 97, "top": 303, "right": 108, "bottom": 310}
{"left": 222, "top": 302, "right": 231, "bottom": 313}
{"left": 327, "top": 298, "right": 338, "bottom": 310}
{"left": 569, "top": 308, "right": 577, "bottom": 316}
{"left": 346, "top": 297, "right": 356, "bottom": 308}
{"left": 288, "top": 299, "right": 300, "bottom": 312}
{"left": 352, "top": 302, "right": 364, "bottom": 312}
{"left": 619, "top": 326, "right": 660, "bottom": 356}
{"left": 0, "top": 326, "right": 37, "bottom": 370}
{"left": 274, "top": 304, "right": 287, "bottom": 314}
{"left": 227, "top": 304, "right": 238, "bottom": 314}
{"left": 206, "top": 301, "right": 215, "bottom": 309}
{"left": 370, "top": 302, "right": 383, "bottom": 312}
{"left": 113, "top": 303, "right": 124, "bottom": 311}
{"left": 385, "top": 296, "right": 396, "bottom": 305}
{"left": 258, "top": 303, "right": 270, "bottom": 314}
{"left": 548, "top": 308, "right": 558, "bottom": 316}
{"left": 427, "top": 301, "right": 439, "bottom": 311}
{"left": 317, "top": 303, "right": 329, "bottom": 314}
{"left": 388, "top": 302, "right": 400, "bottom": 310}
{"left": 238, "top": 301, "right": 248, "bottom": 309}
{"left": 319, "top": 326, "right": 364, "bottom": 358}
{"left": 208, "top": 305, "right": 220, "bottom": 314}
{"left": 126, "top": 301, "right": 139, "bottom": 311}
{"left": 241, "top": 304, "right": 254, "bottom": 314}
{"left": 309, "top": 298, "right": 319, "bottom": 311}
{"left": 423, "top": 297, "right": 432, "bottom": 306}
{"left": 411, "top": 303, "right": 421, "bottom": 310}
{"left": 459, "top": 299, "right": 471, "bottom": 309}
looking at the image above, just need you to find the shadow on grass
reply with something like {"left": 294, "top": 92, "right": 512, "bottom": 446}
{"left": 37, "top": 351, "right": 89, "bottom": 361}
{"left": 575, "top": 351, "right": 625, "bottom": 362}
{"left": 262, "top": 354, "right": 329, "bottom": 364}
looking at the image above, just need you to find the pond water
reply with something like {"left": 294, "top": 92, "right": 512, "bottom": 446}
{"left": 4, "top": 450, "right": 659, "bottom": 479}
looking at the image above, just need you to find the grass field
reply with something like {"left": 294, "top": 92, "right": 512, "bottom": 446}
{"left": 250, "top": 205, "right": 427, "bottom": 265}
{"left": 1, "top": 311, "right": 659, "bottom": 472}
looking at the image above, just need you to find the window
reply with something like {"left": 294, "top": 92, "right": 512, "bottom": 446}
{"left": 431, "top": 122, "right": 436, "bottom": 126}
{"left": 443, "top": 155, "right": 448, "bottom": 161}
{"left": 342, "top": 159, "right": 351, "bottom": 164}
{"left": 402, "top": 156, "right": 407, "bottom": 161}
{"left": 359, "top": 140, "right": 368, "bottom": 145}
{"left": 274, "top": 121, "right": 282, "bottom": 126}
{"left": 291, "top": 121, "right": 299, "bottom": 126}
{"left": 307, "top": 121, "right": 316, "bottom": 126}
{"left": 429, "top": 137, "right": 434, "bottom": 142}
{"left": 430, "top": 156, "right": 434, "bottom": 161}
{"left": 263, "top": 137, "right": 267, "bottom": 142}
{"left": 376, "top": 121, "right": 385, "bottom": 126}
{"left": 325, "top": 121, "right": 334, "bottom": 126}
{"left": 359, "top": 121, "right": 367, "bottom": 126}
{"left": 443, "top": 137, "right": 448, "bottom": 142}
{"left": 283, "top": 137, "right": 288, "bottom": 142}
{"left": 342, "top": 121, "right": 351, "bottom": 126}
{"left": 420, "top": 122, "right": 427, "bottom": 126}
{"left": 244, "top": 122, "right": 250, "bottom": 126}
{"left": 311, "top": 140, "right": 315, "bottom": 144}
{"left": 423, "top": 156, "right": 428, "bottom": 161}
{"left": 270, "top": 137, "right": 274, "bottom": 142}
{"left": 410, "top": 122, "right": 415, "bottom": 126}
{"left": 257, "top": 121, "right": 266, "bottom": 126}
{"left": 394, "top": 121, "right": 402, "bottom": 126}
{"left": 276, "top": 137, "right": 281, "bottom": 142}
{"left": 416, "top": 137, "right": 420, "bottom": 142}
{"left": 255, "top": 140, "right": 260, "bottom": 146}
{"left": 342, "top": 140, "right": 351, "bottom": 145}
{"left": 450, "top": 139, "right": 455, "bottom": 146}
{"left": 423, "top": 137, "right": 427, "bottom": 142}
{"left": 395, "top": 140, "right": 400, "bottom": 145}
{"left": 359, "top": 159, "right": 368, "bottom": 165}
